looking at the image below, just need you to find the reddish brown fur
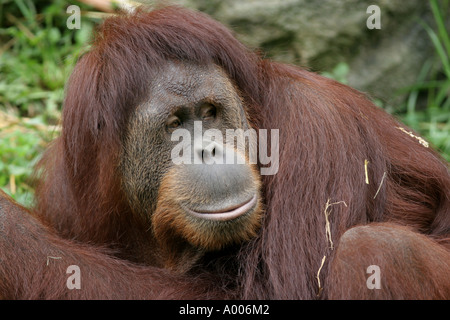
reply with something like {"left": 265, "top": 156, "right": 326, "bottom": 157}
{"left": 1, "top": 6, "right": 447, "bottom": 299}
{"left": 328, "top": 223, "right": 450, "bottom": 299}
{"left": 0, "top": 190, "right": 227, "bottom": 299}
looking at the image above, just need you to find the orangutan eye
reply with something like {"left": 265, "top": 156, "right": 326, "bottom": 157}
{"left": 166, "top": 116, "right": 182, "bottom": 131}
{"left": 200, "top": 103, "right": 216, "bottom": 120}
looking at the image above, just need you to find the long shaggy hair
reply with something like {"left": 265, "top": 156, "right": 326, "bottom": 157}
{"left": 34, "top": 6, "right": 450, "bottom": 299}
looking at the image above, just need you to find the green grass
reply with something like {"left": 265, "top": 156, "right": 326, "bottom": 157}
{"left": 0, "top": 0, "right": 95, "bottom": 204}
{"left": 0, "top": 0, "right": 449, "bottom": 206}
{"left": 397, "top": 0, "right": 450, "bottom": 161}
{"left": 0, "top": 116, "right": 57, "bottom": 206}
{"left": 0, "top": 0, "right": 94, "bottom": 120}
{"left": 323, "top": 0, "right": 450, "bottom": 161}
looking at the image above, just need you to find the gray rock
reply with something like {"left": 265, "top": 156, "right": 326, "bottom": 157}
{"left": 177, "top": 0, "right": 437, "bottom": 106}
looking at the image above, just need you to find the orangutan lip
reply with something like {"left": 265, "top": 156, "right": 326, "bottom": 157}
{"left": 186, "top": 195, "right": 257, "bottom": 221}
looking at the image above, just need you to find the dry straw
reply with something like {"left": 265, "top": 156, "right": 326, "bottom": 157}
{"left": 373, "top": 172, "right": 387, "bottom": 199}
{"left": 396, "top": 126, "right": 429, "bottom": 148}
{"left": 364, "top": 159, "right": 370, "bottom": 184}
{"left": 324, "top": 199, "right": 347, "bottom": 250}
{"left": 317, "top": 199, "right": 348, "bottom": 296}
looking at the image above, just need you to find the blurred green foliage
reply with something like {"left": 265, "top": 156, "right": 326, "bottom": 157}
{"left": 0, "top": 117, "right": 56, "bottom": 206}
{"left": 0, "top": 0, "right": 449, "bottom": 206}
{"left": 398, "top": 0, "right": 450, "bottom": 161}
{"left": 323, "top": 0, "right": 450, "bottom": 161}
{"left": 0, "top": 0, "right": 94, "bottom": 120}
{"left": 321, "top": 62, "right": 350, "bottom": 85}
{"left": 0, "top": 0, "right": 95, "bottom": 204}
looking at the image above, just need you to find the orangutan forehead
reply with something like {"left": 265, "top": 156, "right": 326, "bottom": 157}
{"left": 157, "top": 62, "right": 211, "bottom": 96}
{"left": 138, "top": 61, "right": 239, "bottom": 115}
{"left": 153, "top": 61, "right": 232, "bottom": 95}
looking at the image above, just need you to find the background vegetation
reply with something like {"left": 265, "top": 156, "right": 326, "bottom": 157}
{"left": 0, "top": 0, "right": 449, "bottom": 206}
